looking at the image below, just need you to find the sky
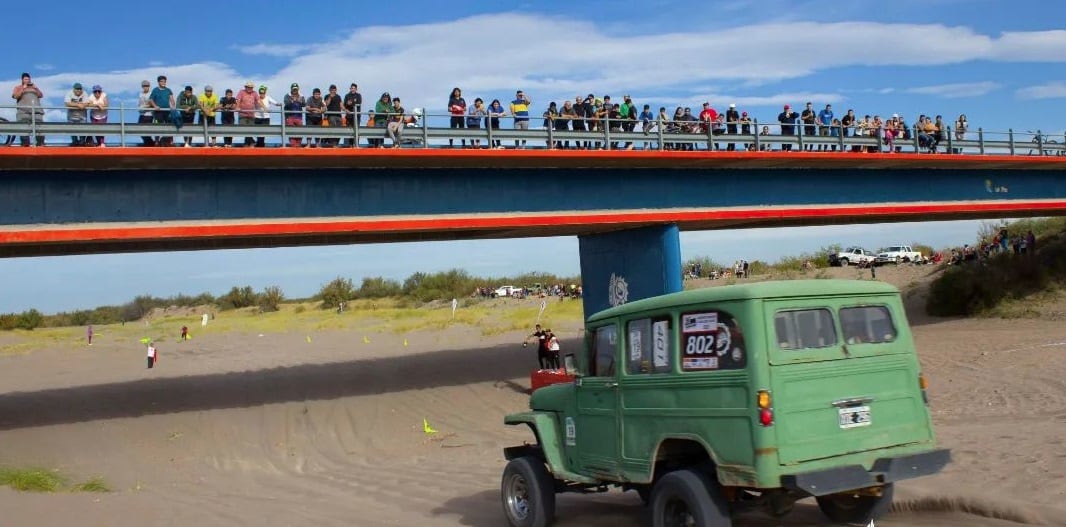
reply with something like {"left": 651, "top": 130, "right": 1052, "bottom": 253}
{"left": 0, "top": 0, "right": 1062, "bottom": 313}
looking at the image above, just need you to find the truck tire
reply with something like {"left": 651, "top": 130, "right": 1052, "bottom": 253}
{"left": 839, "top": 258, "right": 850, "bottom": 267}
{"left": 650, "top": 468, "right": 731, "bottom": 527}
{"left": 501, "top": 456, "right": 556, "bottom": 527}
{"left": 816, "top": 483, "right": 894, "bottom": 524}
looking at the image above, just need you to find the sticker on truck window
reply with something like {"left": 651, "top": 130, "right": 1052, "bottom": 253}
{"left": 681, "top": 311, "right": 747, "bottom": 371}
{"left": 682, "top": 313, "right": 717, "bottom": 333}
{"left": 629, "top": 328, "right": 643, "bottom": 362}
{"left": 652, "top": 321, "right": 669, "bottom": 369}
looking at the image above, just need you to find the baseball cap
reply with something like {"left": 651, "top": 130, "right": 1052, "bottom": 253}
{"left": 742, "top": 111, "right": 748, "bottom": 116}
{"left": 290, "top": 83, "right": 299, "bottom": 89}
{"left": 141, "top": 80, "right": 150, "bottom": 87}
{"left": 244, "top": 80, "right": 254, "bottom": 87}
{"left": 91, "top": 84, "right": 102, "bottom": 92}
{"left": 73, "top": 82, "right": 82, "bottom": 89}
{"left": 729, "top": 103, "right": 736, "bottom": 108}
{"left": 784, "top": 104, "right": 791, "bottom": 109}
{"left": 184, "top": 85, "right": 193, "bottom": 91}
{"left": 204, "top": 85, "right": 213, "bottom": 91}
{"left": 259, "top": 85, "right": 267, "bottom": 92}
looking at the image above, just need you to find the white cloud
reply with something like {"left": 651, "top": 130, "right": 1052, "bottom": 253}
{"left": 34, "top": 63, "right": 54, "bottom": 71}
{"left": 906, "top": 81, "right": 1000, "bottom": 98}
{"left": 1016, "top": 81, "right": 1066, "bottom": 100}
{"left": 236, "top": 43, "right": 317, "bottom": 57}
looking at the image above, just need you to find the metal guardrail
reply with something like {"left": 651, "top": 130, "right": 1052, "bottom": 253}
{"left": 1, "top": 104, "right": 1064, "bottom": 156}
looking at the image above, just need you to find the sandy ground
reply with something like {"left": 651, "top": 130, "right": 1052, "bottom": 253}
{"left": 1, "top": 266, "right": 1065, "bottom": 527}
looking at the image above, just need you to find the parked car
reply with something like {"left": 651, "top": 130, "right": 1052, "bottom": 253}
{"left": 501, "top": 280, "right": 949, "bottom": 527}
{"left": 875, "top": 245, "right": 924, "bottom": 265}
{"left": 828, "top": 246, "right": 878, "bottom": 267}
{"left": 494, "top": 285, "right": 517, "bottom": 298}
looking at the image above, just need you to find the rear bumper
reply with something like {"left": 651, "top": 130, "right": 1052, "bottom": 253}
{"left": 780, "top": 448, "right": 950, "bottom": 496}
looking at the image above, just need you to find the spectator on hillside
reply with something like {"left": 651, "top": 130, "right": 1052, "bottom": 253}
{"left": 1026, "top": 230, "right": 1036, "bottom": 254}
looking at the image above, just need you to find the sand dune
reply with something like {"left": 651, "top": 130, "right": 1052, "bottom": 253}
{"left": 2, "top": 280, "right": 1065, "bottom": 526}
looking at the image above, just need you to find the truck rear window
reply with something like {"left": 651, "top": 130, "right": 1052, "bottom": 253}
{"left": 839, "top": 305, "right": 897, "bottom": 344}
{"left": 774, "top": 309, "right": 837, "bottom": 350}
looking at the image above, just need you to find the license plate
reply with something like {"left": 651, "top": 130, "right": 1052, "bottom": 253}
{"left": 838, "top": 405, "right": 871, "bottom": 429}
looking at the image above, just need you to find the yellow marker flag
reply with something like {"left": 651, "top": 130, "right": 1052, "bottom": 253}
{"left": 306, "top": 336, "right": 312, "bottom": 343}
{"left": 423, "top": 418, "right": 437, "bottom": 435}
{"left": 363, "top": 336, "right": 370, "bottom": 344}
{"left": 403, "top": 338, "right": 408, "bottom": 347}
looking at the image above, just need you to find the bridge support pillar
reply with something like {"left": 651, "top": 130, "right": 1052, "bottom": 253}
{"left": 578, "top": 224, "right": 682, "bottom": 319}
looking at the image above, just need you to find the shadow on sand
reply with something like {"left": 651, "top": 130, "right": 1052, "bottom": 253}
{"left": 0, "top": 337, "right": 582, "bottom": 431}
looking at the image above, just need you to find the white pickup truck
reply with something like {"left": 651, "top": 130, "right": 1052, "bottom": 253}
{"left": 829, "top": 246, "right": 878, "bottom": 267}
{"left": 494, "top": 285, "right": 518, "bottom": 298}
{"left": 875, "top": 245, "right": 923, "bottom": 265}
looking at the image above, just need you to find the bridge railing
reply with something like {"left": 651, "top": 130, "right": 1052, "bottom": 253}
{"left": 1, "top": 104, "right": 1064, "bottom": 156}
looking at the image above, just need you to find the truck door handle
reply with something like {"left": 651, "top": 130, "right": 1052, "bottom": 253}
{"left": 832, "top": 396, "right": 873, "bottom": 408}
{"left": 605, "top": 382, "right": 619, "bottom": 388}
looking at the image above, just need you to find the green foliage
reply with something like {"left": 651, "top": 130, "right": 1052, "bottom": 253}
{"left": 357, "top": 277, "right": 403, "bottom": 299}
{"left": 16, "top": 309, "right": 43, "bottom": 330}
{"left": 317, "top": 277, "right": 355, "bottom": 309}
{"left": 219, "top": 286, "right": 258, "bottom": 310}
{"left": 72, "top": 477, "right": 110, "bottom": 493}
{"left": 926, "top": 222, "right": 1066, "bottom": 317}
{"left": 682, "top": 256, "right": 725, "bottom": 276}
{"left": 403, "top": 269, "right": 476, "bottom": 303}
{"left": 258, "top": 285, "right": 284, "bottom": 313}
{"left": 0, "top": 467, "right": 64, "bottom": 492}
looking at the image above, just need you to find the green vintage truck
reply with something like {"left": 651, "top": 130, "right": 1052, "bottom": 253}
{"left": 501, "top": 280, "right": 950, "bottom": 526}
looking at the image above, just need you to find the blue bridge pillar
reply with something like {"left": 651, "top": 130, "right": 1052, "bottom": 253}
{"left": 578, "top": 224, "right": 683, "bottom": 319}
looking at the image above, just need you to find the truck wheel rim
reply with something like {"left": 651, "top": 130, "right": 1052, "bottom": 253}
{"left": 505, "top": 473, "right": 531, "bottom": 521}
{"left": 663, "top": 498, "right": 696, "bottom": 527}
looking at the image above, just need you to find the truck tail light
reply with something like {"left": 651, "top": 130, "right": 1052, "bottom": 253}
{"left": 757, "top": 390, "right": 774, "bottom": 426}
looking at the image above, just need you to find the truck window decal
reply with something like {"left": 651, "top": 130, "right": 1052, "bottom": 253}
{"left": 681, "top": 310, "right": 747, "bottom": 371}
{"left": 627, "top": 317, "right": 672, "bottom": 374}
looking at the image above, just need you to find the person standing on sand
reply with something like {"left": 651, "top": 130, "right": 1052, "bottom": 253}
{"left": 87, "top": 325, "right": 93, "bottom": 346}
{"left": 147, "top": 342, "right": 158, "bottom": 369}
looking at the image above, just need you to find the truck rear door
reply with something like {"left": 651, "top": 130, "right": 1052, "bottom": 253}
{"left": 765, "top": 297, "right": 932, "bottom": 465}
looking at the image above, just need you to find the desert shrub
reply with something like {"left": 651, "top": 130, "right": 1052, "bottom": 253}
{"left": 16, "top": 309, "right": 43, "bottom": 330}
{"left": 0, "top": 314, "right": 17, "bottom": 331}
{"left": 0, "top": 467, "right": 64, "bottom": 492}
{"left": 294, "top": 305, "right": 306, "bottom": 314}
{"left": 402, "top": 269, "right": 477, "bottom": 303}
{"left": 258, "top": 285, "right": 284, "bottom": 313}
{"left": 318, "top": 277, "right": 355, "bottom": 309}
{"left": 357, "top": 277, "right": 402, "bottom": 299}
{"left": 218, "top": 286, "right": 258, "bottom": 310}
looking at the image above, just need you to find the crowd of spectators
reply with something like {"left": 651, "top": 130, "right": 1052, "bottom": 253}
{"left": 948, "top": 228, "right": 1038, "bottom": 265}
{"left": 9, "top": 71, "right": 973, "bottom": 151}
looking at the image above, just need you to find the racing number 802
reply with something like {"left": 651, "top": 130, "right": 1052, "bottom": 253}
{"left": 685, "top": 334, "right": 716, "bottom": 355}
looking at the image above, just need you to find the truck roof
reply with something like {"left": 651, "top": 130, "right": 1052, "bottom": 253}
{"left": 587, "top": 279, "right": 900, "bottom": 322}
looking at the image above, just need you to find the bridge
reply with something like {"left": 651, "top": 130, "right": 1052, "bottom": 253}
{"left": 1, "top": 123, "right": 1064, "bottom": 315}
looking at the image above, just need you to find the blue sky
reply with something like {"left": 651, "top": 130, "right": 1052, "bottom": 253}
{"left": 0, "top": 0, "right": 1061, "bottom": 313}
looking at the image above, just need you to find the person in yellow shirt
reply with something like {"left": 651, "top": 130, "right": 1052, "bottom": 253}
{"left": 198, "top": 85, "right": 220, "bottom": 147}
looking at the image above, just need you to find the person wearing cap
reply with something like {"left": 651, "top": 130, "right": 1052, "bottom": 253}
{"left": 199, "top": 85, "right": 219, "bottom": 147}
{"left": 176, "top": 85, "right": 199, "bottom": 147}
{"left": 12, "top": 72, "right": 45, "bottom": 147}
{"left": 778, "top": 104, "right": 798, "bottom": 151}
{"left": 149, "top": 75, "right": 176, "bottom": 146}
{"left": 739, "top": 111, "right": 753, "bottom": 151}
{"left": 343, "top": 83, "right": 362, "bottom": 147}
{"left": 236, "top": 81, "right": 260, "bottom": 147}
{"left": 283, "top": 83, "right": 305, "bottom": 148}
{"left": 255, "top": 85, "right": 279, "bottom": 147}
{"left": 725, "top": 103, "right": 740, "bottom": 151}
{"left": 65, "top": 82, "right": 91, "bottom": 146}
{"left": 87, "top": 85, "right": 109, "bottom": 147}
{"left": 137, "top": 80, "right": 155, "bottom": 146}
